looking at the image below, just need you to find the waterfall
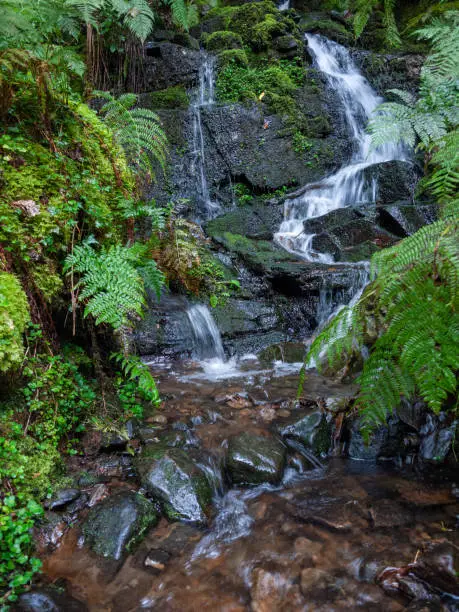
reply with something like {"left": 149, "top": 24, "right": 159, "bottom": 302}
{"left": 278, "top": 0, "right": 290, "bottom": 10}
{"left": 275, "top": 34, "right": 406, "bottom": 262}
{"left": 187, "top": 304, "right": 225, "bottom": 361}
{"left": 190, "top": 55, "right": 220, "bottom": 219}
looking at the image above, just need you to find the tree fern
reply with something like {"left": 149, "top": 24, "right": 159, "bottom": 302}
{"left": 94, "top": 91, "right": 168, "bottom": 180}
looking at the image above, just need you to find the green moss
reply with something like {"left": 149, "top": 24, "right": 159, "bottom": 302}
{"left": 0, "top": 272, "right": 29, "bottom": 372}
{"left": 216, "top": 59, "right": 304, "bottom": 103}
{"left": 150, "top": 85, "right": 190, "bottom": 109}
{"left": 299, "top": 17, "right": 352, "bottom": 44}
{"left": 204, "top": 30, "right": 243, "bottom": 51}
{"left": 217, "top": 49, "right": 249, "bottom": 68}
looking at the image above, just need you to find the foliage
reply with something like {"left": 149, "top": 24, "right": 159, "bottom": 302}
{"left": 0, "top": 273, "right": 29, "bottom": 373}
{"left": 112, "top": 352, "right": 161, "bottom": 412}
{"left": 150, "top": 85, "right": 189, "bottom": 109}
{"left": 353, "top": 0, "right": 401, "bottom": 47}
{"left": 234, "top": 183, "right": 253, "bottom": 206}
{"left": 307, "top": 12, "right": 459, "bottom": 439}
{"left": 64, "top": 241, "right": 165, "bottom": 330}
{"left": 216, "top": 59, "right": 304, "bottom": 103}
{"left": 204, "top": 30, "right": 243, "bottom": 52}
{"left": 292, "top": 131, "right": 314, "bottom": 155}
{"left": 95, "top": 91, "right": 168, "bottom": 181}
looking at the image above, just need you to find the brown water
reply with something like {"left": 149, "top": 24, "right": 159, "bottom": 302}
{"left": 40, "top": 356, "right": 459, "bottom": 611}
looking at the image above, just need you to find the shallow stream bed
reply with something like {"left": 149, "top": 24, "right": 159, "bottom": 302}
{"left": 35, "top": 355, "right": 459, "bottom": 611}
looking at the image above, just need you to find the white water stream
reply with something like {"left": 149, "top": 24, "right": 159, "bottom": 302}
{"left": 190, "top": 55, "right": 220, "bottom": 219}
{"left": 275, "top": 34, "right": 406, "bottom": 262}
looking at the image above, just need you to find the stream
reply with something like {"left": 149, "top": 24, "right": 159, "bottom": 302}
{"left": 39, "top": 343, "right": 459, "bottom": 611}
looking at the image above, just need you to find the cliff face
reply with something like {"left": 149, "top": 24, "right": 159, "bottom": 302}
{"left": 133, "top": 2, "right": 431, "bottom": 357}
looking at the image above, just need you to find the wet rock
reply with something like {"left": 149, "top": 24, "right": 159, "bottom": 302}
{"left": 135, "top": 447, "right": 212, "bottom": 523}
{"left": 377, "top": 202, "right": 437, "bottom": 237}
{"left": 82, "top": 491, "right": 158, "bottom": 561}
{"left": 144, "top": 548, "right": 171, "bottom": 573}
{"left": 35, "top": 512, "right": 68, "bottom": 551}
{"left": 300, "top": 567, "right": 337, "bottom": 596}
{"left": 45, "top": 488, "right": 80, "bottom": 510}
{"left": 397, "top": 398, "right": 426, "bottom": 431}
{"left": 142, "top": 42, "right": 202, "bottom": 91}
{"left": 412, "top": 541, "right": 459, "bottom": 597}
{"left": 347, "top": 415, "right": 407, "bottom": 461}
{"left": 363, "top": 160, "right": 420, "bottom": 204}
{"left": 277, "top": 410, "right": 331, "bottom": 456}
{"left": 369, "top": 499, "right": 414, "bottom": 528}
{"left": 16, "top": 589, "right": 87, "bottom": 611}
{"left": 65, "top": 492, "right": 89, "bottom": 514}
{"left": 259, "top": 406, "right": 277, "bottom": 423}
{"left": 226, "top": 432, "right": 287, "bottom": 486}
{"left": 419, "top": 414, "right": 457, "bottom": 464}
{"left": 87, "top": 483, "right": 109, "bottom": 507}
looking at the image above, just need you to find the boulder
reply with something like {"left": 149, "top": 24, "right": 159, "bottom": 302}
{"left": 16, "top": 590, "right": 87, "bottom": 612}
{"left": 376, "top": 202, "right": 437, "bottom": 237}
{"left": 142, "top": 42, "right": 202, "bottom": 91}
{"left": 363, "top": 160, "right": 420, "bottom": 204}
{"left": 226, "top": 432, "right": 287, "bottom": 485}
{"left": 82, "top": 491, "right": 158, "bottom": 561}
{"left": 277, "top": 410, "right": 331, "bottom": 455}
{"left": 44, "top": 488, "right": 80, "bottom": 511}
{"left": 135, "top": 447, "right": 212, "bottom": 523}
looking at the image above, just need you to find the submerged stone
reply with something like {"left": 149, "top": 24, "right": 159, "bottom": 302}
{"left": 135, "top": 447, "right": 212, "bottom": 524}
{"left": 82, "top": 491, "right": 158, "bottom": 561}
{"left": 226, "top": 432, "right": 286, "bottom": 485}
{"left": 17, "top": 589, "right": 87, "bottom": 611}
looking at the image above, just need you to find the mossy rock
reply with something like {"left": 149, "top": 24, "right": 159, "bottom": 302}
{"left": 204, "top": 30, "right": 244, "bottom": 51}
{"left": 217, "top": 49, "right": 249, "bottom": 68}
{"left": 299, "top": 16, "right": 352, "bottom": 45}
{"left": 149, "top": 86, "right": 189, "bottom": 109}
{"left": 82, "top": 491, "right": 159, "bottom": 561}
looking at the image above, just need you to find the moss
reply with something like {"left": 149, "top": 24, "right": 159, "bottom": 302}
{"left": 0, "top": 272, "right": 30, "bottom": 372}
{"left": 150, "top": 85, "right": 190, "bottom": 109}
{"left": 217, "top": 49, "right": 249, "bottom": 68}
{"left": 204, "top": 30, "right": 243, "bottom": 51}
{"left": 299, "top": 17, "right": 352, "bottom": 45}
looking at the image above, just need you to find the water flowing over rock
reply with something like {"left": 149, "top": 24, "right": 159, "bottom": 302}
{"left": 226, "top": 432, "right": 287, "bottom": 485}
{"left": 275, "top": 34, "right": 407, "bottom": 262}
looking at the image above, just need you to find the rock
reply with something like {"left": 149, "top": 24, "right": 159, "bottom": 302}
{"left": 354, "top": 51, "right": 424, "bottom": 96}
{"left": 376, "top": 202, "right": 437, "bottom": 237}
{"left": 226, "top": 432, "right": 286, "bottom": 486}
{"left": 35, "top": 512, "right": 68, "bottom": 551}
{"left": 369, "top": 499, "right": 414, "bottom": 528}
{"left": 142, "top": 42, "right": 202, "bottom": 91}
{"left": 144, "top": 548, "right": 171, "bottom": 573}
{"left": 135, "top": 447, "right": 212, "bottom": 523}
{"left": 82, "top": 491, "right": 158, "bottom": 561}
{"left": 362, "top": 160, "right": 420, "bottom": 205}
{"left": 419, "top": 414, "right": 457, "bottom": 463}
{"left": 65, "top": 492, "right": 89, "bottom": 514}
{"left": 250, "top": 569, "right": 300, "bottom": 612}
{"left": 274, "top": 34, "right": 299, "bottom": 57}
{"left": 277, "top": 410, "right": 331, "bottom": 456}
{"left": 412, "top": 541, "right": 459, "bottom": 597}
{"left": 87, "top": 483, "right": 109, "bottom": 507}
{"left": 300, "top": 567, "right": 337, "bottom": 596}
{"left": 347, "top": 415, "right": 408, "bottom": 461}
{"left": 45, "top": 488, "right": 80, "bottom": 510}
{"left": 16, "top": 589, "right": 87, "bottom": 611}
{"left": 259, "top": 406, "right": 277, "bottom": 422}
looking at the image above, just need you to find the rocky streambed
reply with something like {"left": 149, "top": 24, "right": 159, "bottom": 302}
{"left": 20, "top": 354, "right": 459, "bottom": 611}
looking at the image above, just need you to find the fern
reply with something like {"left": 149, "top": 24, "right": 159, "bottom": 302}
{"left": 306, "top": 11, "right": 459, "bottom": 438}
{"left": 64, "top": 242, "right": 164, "bottom": 329}
{"left": 353, "top": 0, "right": 401, "bottom": 47}
{"left": 94, "top": 91, "right": 168, "bottom": 180}
{"left": 111, "top": 352, "right": 161, "bottom": 405}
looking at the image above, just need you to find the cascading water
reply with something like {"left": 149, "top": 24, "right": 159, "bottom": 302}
{"left": 190, "top": 55, "right": 220, "bottom": 219}
{"left": 278, "top": 0, "right": 290, "bottom": 10}
{"left": 275, "top": 34, "right": 406, "bottom": 262}
{"left": 187, "top": 304, "right": 225, "bottom": 361}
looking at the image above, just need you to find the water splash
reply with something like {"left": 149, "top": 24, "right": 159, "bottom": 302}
{"left": 275, "top": 34, "right": 406, "bottom": 261}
